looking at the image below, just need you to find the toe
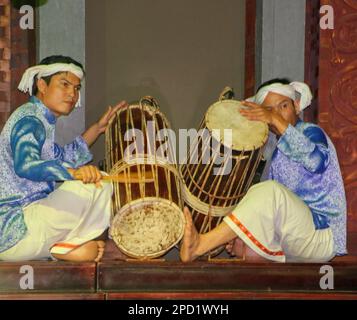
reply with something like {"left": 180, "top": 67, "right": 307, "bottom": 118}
{"left": 97, "top": 240, "right": 106, "bottom": 248}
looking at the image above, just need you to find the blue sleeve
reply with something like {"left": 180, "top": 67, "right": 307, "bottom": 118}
{"left": 10, "top": 116, "right": 73, "bottom": 182}
{"left": 54, "top": 136, "right": 93, "bottom": 169}
{"left": 277, "top": 124, "right": 330, "bottom": 174}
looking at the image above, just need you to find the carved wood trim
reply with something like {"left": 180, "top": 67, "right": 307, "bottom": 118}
{"left": 319, "top": 0, "right": 357, "bottom": 232}
{"left": 244, "top": 0, "right": 256, "bottom": 98}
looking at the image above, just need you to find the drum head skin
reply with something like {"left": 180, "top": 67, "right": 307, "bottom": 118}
{"left": 206, "top": 100, "right": 269, "bottom": 151}
{"left": 110, "top": 198, "right": 185, "bottom": 259}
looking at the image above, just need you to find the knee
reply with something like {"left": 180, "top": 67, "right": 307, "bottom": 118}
{"left": 251, "top": 180, "right": 281, "bottom": 193}
{"left": 62, "top": 171, "right": 113, "bottom": 195}
{"left": 247, "top": 180, "right": 287, "bottom": 202}
{"left": 101, "top": 180, "right": 113, "bottom": 197}
{"left": 100, "top": 171, "right": 114, "bottom": 195}
{"left": 260, "top": 180, "right": 281, "bottom": 189}
{"left": 75, "top": 178, "right": 113, "bottom": 196}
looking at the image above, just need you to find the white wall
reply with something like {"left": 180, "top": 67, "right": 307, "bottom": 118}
{"left": 257, "top": 0, "right": 306, "bottom": 86}
{"left": 256, "top": 0, "right": 306, "bottom": 180}
{"left": 37, "top": 0, "right": 86, "bottom": 146}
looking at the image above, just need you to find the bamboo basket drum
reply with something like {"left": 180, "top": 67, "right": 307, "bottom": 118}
{"left": 180, "top": 88, "right": 269, "bottom": 255}
{"left": 106, "top": 96, "right": 184, "bottom": 259}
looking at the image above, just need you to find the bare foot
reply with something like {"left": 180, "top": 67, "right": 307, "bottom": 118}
{"left": 226, "top": 238, "right": 244, "bottom": 257}
{"left": 244, "top": 246, "right": 269, "bottom": 262}
{"left": 180, "top": 207, "right": 201, "bottom": 262}
{"left": 95, "top": 240, "right": 106, "bottom": 262}
{"left": 226, "top": 238, "right": 269, "bottom": 262}
{"left": 53, "top": 240, "right": 99, "bottom": 262}
{"left": 225, "top": 240, "right": 235, "bottom": 255}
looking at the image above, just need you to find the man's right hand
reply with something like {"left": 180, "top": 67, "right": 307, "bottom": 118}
{"left": 68, "top": 165, "right": 102, "bottom": 187}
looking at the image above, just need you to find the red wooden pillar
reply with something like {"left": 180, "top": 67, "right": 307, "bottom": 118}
{"left": 0, "top": 0, "right": 11, "bottom": 130}
{"left": 244, "top": 0, "right": 256, "bottom": 98}
{"left": 304, "top": 0, "right": 320, "bottom": 123}
{"left": 0, "top": 1, "right": 36, "bottom": 131}
{"left": 318, "top": 0, "right": 357, "bottom": 233}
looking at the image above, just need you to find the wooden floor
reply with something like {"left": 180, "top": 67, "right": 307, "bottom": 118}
{"left": 1, "top": 234, "right": 357, "bottom": 300}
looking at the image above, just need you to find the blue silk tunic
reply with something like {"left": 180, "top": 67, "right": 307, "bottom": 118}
{"left": 0, "top": 96, "right": 92, "bottom": 253}
{"left": 269, "top": 119, "right": 347, "bottom": 255}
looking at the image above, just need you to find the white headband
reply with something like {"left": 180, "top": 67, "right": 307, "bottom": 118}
{"left": 250, "top": 82, "right": 313, "bottom": 112}
{"left": 18, "top": 63, "right": 84, "bottom": 108}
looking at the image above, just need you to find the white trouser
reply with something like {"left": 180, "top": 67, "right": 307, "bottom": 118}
{"left": 223, "top": 180, "right": 335, "bottom": 263}
{"left": 0, "top": 180, "right": 112, "bottom": 262}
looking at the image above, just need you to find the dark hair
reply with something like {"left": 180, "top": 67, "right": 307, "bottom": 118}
{"left": 32, "top": 55, "right": 85, "bottom": 95}
{"left": 256, "top": 78, "right": 291, "bottom": 92}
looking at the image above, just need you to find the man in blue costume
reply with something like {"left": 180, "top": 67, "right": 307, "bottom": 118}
{"left": 0, "top": 55, "right": 127, "bottom": 262}
{"left": 180, "top": 81, "right": 347, "bottom": 263}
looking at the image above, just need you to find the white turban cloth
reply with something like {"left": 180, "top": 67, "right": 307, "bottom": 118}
{"left": 18, "top": 63, "right": 84, "bottom": 108}
{"left": 248, "top": 81, "right": 313, "bottom": 112}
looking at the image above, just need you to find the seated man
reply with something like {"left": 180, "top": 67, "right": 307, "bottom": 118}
{"left": 180, "top": 81, "right": 347, "bottom": 263}
{"left": 0, "top": 55, "right": 127, "bottom": 262}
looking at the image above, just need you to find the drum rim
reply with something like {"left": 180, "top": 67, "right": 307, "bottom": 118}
{"left": 109, "top": 157, "right": 180, "bottom": 175}
{"left": 110, "top": 197, "right": 185, "bottom": 259}
{"left": 180, "top": 179, "right": 240, "bottom": 217}
{"left": 106, "top": 101, "right": 172, "bottom": 135}
{"left": 205, "top": 99, "right": 269, "bottom": 151}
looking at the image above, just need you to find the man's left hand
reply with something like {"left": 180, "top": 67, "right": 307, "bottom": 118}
{"left": 96, "top": 101, "right": 129, "bottom": 134}
{"left": 240, "top": 100, "right": 276, "bottom": 124}
{"left": 240, "top": 100, "right": 289, "bottom": 135}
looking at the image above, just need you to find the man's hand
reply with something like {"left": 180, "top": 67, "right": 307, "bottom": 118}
{"left": 68, "top": 165, "right": 102, "bottom": 188}
{"left": 96, "top": 101, "right": 129, "bottom": 135}
{"left": 240, "top": 100, "right": 289, "bottom": 135}
{"left": 82, "top": 100, "right": 129, "bottom": 147}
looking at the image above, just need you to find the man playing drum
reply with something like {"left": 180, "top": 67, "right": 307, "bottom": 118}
{"left": 180, "top": 81, "right": 347, "bottom": 263}
{"left": 0, "top": 55, "right": 128, "bottom": 262}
